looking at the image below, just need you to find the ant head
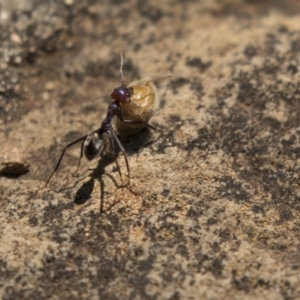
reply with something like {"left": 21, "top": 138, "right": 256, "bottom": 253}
{"left": 110, "top": 86, "right": 132, "bottom": 103}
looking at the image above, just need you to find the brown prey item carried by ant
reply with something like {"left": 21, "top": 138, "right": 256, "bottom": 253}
{"left": 111, "top": 52, "right": 171, "bottom": 135}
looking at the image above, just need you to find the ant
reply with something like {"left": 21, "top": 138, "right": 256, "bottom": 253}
{"left": 45, "top": 52, "right": 170, "bottom": 205}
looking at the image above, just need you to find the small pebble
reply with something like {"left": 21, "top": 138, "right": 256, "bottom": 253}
{"left": 14, "top": 56, "right": 22, "bottom": 65}
{"left": 45, "top": 82, "right": 55, "bottom": 91}
{"left": 0, "top": 145, "right": 30, "bottom": 175}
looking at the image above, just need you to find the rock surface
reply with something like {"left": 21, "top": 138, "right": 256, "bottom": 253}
{"left": 1, "top": 0, "right": 300, "bottom": 299}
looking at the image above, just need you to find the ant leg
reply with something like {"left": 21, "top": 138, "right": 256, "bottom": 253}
{"left": 123, "top": 119, "right": 157, "bottom": 131}
{"left": 114, "top": 155, "right": 125, "bottom": 199}
{"left": 44, "top": 135, "right": 88, "bottom": 188}
{"left": 111, "top": 129, "right": 138, "bottom": 196}
{"left": 110, "top": 129, "right": 130, "bottom": 185}
{"left": 113, "top": 152, "right": 126, "bottom": 201}
{"left": 73, "top": 139, "right": 85, "bottom": 176}
{"left": 143, "top": 122, "right": 156, "bottom": 131}
{"left": 108, "top": 133, "right": 125, "bottom": 190}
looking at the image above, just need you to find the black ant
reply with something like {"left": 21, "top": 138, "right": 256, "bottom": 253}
{"left": 45, "top": 52, "right": 170, "bottom": 206}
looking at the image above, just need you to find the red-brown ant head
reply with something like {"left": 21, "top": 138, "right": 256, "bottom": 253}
{"left": 110, "top": 86, "right": 132, "bottom": 103}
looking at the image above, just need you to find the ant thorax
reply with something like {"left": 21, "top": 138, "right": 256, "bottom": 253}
{"left": 115, "top": 79, "right": 158, "bottom": 135}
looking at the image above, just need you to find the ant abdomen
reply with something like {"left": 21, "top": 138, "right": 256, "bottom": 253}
{"left": 84, "top": 131, "right": 103, "bottom": 161}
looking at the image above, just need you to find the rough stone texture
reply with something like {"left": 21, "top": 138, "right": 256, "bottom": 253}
{"left": 1, "top": 0, "right": 300, "bottom": 299}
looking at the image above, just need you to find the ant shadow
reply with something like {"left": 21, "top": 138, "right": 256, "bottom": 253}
{"left": 119, "top": 124, "right": 158, "bottom": 155}
{"left": 71, "top": 153, "right": 126, "bottom": 213}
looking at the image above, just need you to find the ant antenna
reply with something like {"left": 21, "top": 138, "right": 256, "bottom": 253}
{"left": 119, "top": 50, "right": 125, "bottom": 86}
{"left": 136, "top": 74, "right": 172, "bottom": 86}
